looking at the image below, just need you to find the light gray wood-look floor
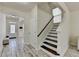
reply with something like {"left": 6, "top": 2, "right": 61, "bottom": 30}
{"left": 64, "top": 46, "right": 79, "bottom": 57}
{"left": 0, "top": 38, "right": 35, "bottom": 57}
{"left": 2, "top": 38, "right": 79, "bottom": 57}
{"left": 0, "top": 37, "right": 50, "bottom": 57}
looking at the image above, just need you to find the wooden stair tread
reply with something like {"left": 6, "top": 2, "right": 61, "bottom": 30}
{"left": 45, "top": 38, "right": 57, "bottom": 43}
{"left": 43, "top": 41, "right": 57, "bottom": 48}
{"left": 41, "top": 45, "right": 59, "bottom": 56}
{"left": 47, "top": 35, "right": 57, "bottom": 38}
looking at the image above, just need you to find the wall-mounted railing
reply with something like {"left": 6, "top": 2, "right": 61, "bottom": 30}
{"left": 37, "top": 16, "right": 54, "bottom": 37}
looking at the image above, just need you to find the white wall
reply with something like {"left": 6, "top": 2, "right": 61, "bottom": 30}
{"left": 37, "top": 3, "right": 52, "bottom": 34}
{"left": 37, "top": 8, "right": 52, "bottom": 34}
{"left": 37, "top": 8, "right": 53, "bottom": 48}
{"left": 70, "top": 11, "right": 79, "bottom": 46}
{"left": 24, "top": 12, "right": 31, "bottom": 44}
{"left": 29, "top": 5, "right": 37, "bottom": 49}
{"left": 18, "top": 17, "right": 24, "bottom": 38}
{"left": 37, "top": 3, "right": 53, "bottom": 49}
{"left": 0, "top": 13, "right": 6, "bottom": 55}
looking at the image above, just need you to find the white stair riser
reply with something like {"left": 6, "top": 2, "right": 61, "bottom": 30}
{"left": 47, "top": 34, "right": 57, "bottom": 37}
{"left": 44, "top": 40, "right": 57, "bottom": 45}
{"left": 46, "top": 37, "right": 57, "bottom": 40}
{"left": 40, "top": 48, "right": 57, "bottom": 57}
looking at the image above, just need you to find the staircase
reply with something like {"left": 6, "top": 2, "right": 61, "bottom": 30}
{"left": 40, "top": 23, "right": 60, "bottom": 56}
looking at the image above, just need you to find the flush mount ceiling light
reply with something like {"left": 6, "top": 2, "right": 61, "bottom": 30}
{"left": 7, "top": 14, "right": 17, "bottom": 18}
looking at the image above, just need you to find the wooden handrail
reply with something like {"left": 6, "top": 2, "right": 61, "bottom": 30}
{"left": 37, "top": 16, "right": 54, "bottom": 37}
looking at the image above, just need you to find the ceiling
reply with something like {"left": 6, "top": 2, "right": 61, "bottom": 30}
{"left": 65, "top": 2, "right": 79, "bottom": 12}
{"left": 0, "top": 2, "right": 36, "bottom": 12}
{"left": 1, "top": 2, "right": 78, "bottom": 12}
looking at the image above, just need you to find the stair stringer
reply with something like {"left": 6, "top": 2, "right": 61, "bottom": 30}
{"left": 57, "top": 22, "right": 69, "bottom": 57}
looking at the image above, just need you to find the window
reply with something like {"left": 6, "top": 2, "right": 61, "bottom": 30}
{"left": 52, "top": 8, "right": 62, "bottom": 16}
{"left": 10, "top": 25, "right": 15, "bottom": 33}
{"left": 52, "top": 8, "right": 62, "bottom": 23}
{"left": 53, "top": 15, "right": 61, "bottom": 23}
